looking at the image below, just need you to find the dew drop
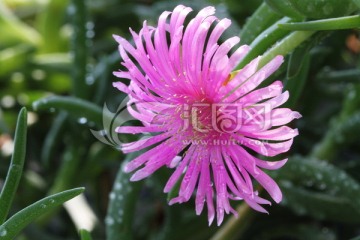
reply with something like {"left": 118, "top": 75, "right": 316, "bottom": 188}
{"left": 0, "top": 226, "right": 7, "bottom": 237}
{"left": 105, "top": 216, "right": 114, "bottom": 225}
{"left": 86, "top": 75, "right": 95, "bottom": 85}
{"left": 115, "top": 182, "right": 122, "bottom": 190}
{"left": 78, "top": 117, "right": 88, "bottom": 124}
{"left": 109, "top": 192, "right": 116, "bottom": 200}
{"left": 315, "top": 173, "right": 323, "bottom": 180}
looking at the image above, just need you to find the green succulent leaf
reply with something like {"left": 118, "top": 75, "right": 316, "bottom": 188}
{"left": 274, "top": 156, "right": 360, "bottom": 222}
{"left": 106, "top": 153, "right": 143, "bottom": 240}
{"left": 240, "top": 3, "right": 282, "bottom": 45}
{"left": 288, "top": 0, "right": 357, "bottom": 19}
{"left": 236, "top": 17, "right": 291, "bottom": 70}
{"left": 79, "top": 229, "right": 93, "bottom": 240}
{"left": 32, "top": 96, "right": 103, "bottom": 128}
{"left": 0, "top": 187, "right": 84, "bottom": 240}
{"left": 0, "top": 107, "right": 27, "bottom": 224}
{"left": 265, "top": 0, "right": 304, "bottom": 19}
{"left": 353, "top": 0, "right": 360, "bottom": 9}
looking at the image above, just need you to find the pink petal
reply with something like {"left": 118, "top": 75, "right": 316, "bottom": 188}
{"left": 255, "top": 158, "right": 288, "bottom": 170}
{"left": 164, "top": 146, "right": 196, "bottom": 193}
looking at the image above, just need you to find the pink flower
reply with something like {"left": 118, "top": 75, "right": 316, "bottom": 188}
{"left": 113, "top": 5, "right": 301, "bottom": 226}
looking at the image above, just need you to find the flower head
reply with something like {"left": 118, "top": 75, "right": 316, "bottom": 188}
{"left": 113, "top": 5, "right": 301, "bottom": 226}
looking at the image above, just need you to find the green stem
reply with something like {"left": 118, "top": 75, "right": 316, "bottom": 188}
{"left": 0, "top": 108, "right": 27, "bottom": 224}
{"left": 279, "top": 15, "right": 360, "bottom": 31}
{"left": 258, "top": 30, "right": 315, "bottom": 69}
{"left": 209, "top": 203, "right": 255, "bottom": 240}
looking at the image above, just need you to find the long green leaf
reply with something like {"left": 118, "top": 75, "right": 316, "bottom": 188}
{"left": 79, "top": 229, "right": 93, "bottom": 240}
{"left": 240, "top": 3, "right": 281, "bottom": 45}
{"left": 354, "top": 0, "right": 360, "bottom": 9}
{"left": 0, "top": 187, "right": 84, "bottom": 240}
{"left": 280, "top": 182, "right": 360, "bottom": 223}
{"left": 258, "top": 30, "right": 315, "bottom": 69}
{"left": 311, "top": 110, "right": 360, "bottom": 160}
{"left": 32, "top": 96, "right": 102, "bottom": 128}
{"left": 0, "top": 44, "right": 35, "bottom": 77}
{"left": 106, "top": 154, "right": 143, "bottom": 240}
{"left": 236, "top": 17, "right": 291, "bottom": 70}
{"left": 70, "top": 0, "right": 91, "bottom": 99}
{"left": 283, "top": 40, "right": 311, "bottom": 108}
{"left": 265, "top": 0, "right": 304, "bottom": 19}
{"left": 316, "top": 69, "right": 360, "bottom": 83}
{"left": 0, "top": 1, "right": 41, "bottom": 45}
{"left": 275, "top": 156, "right": 360, "bottom": 222}
{"left": 41, "top": 112, "right": 68, "bottom": 167}
{"left": 36, "top": 0, "right": 69, "bottom": 53}
{"left": 0, "top": 107, "right": 27, "bottom": 224}
{"left": 279, "top": 15, "right": 360, "bottom": 31}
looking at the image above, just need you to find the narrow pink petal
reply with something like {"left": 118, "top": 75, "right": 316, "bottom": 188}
{"left": 195, "top": 152, "right": 211, "bottom": 215}
{"left": 271, "top": 109, "right": 302, "bottom": 126}
{"left": 207, "top": 187, "right": 215, "bottom": 226}
{"left": 232, "top": 135, "right": 294, "bottom": 157}
{"left": 226, "top": 56, "right": 284, "bottom": 101}
{"left": 223, "top": 152, "right": 251, "bottom": 194}
{"left": 205, "top": 18, "right": 231, "bottom": 53}
{"left": 171, "top": 5, "right": 192, "bottom": 36}
{"left": 244, "top": 198, "right": 269, "bottom": 213}
{"left": 239, "top": 80, "right": 283, "bottom": 104}
{"left": 220, "top": 57, "right": 260, "bottom": 101}
{"left": 250, "top": 168, "right": 282, "bottom": 203}
{"left": 130, "top": 143, "right": 183, "bottom": 181}
{"left": 164, "top": 146, "right": 196, "bottom": 193}
{"left": 116, "top": 126, "right": 164, "bottom": 134}
{"left": 255, "top": 158, "right": 288, "bottom": 170}
{"left": 228, "top": 44, "right": 251, "bottom": 71}
{"left": 124, "top": 139, "right": 176, "bottom": 172}
{"left": 112, "top": 81, "right": 130, "bottom": 94}
{"left": 122, "top": 133, "right": 171, "bottom": 153}
{"left": 262, "top": 91, "right": 290, "bottom": 111}
{"left": 178, "top": 155, "right": 201, "bottom": 202}
{"left": 245, "top": 126, "right": 298, "bottom": 141}
{"left": 253, "top": 195, "right": 272, "bottom": 205}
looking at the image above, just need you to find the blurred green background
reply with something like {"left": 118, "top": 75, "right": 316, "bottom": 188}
{"left": 1, "top": 0, "right": 360, "bottom": 239}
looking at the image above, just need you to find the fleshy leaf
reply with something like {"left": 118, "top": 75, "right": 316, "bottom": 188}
{"left": 105, "top": 153, "right": 143, "bottom": 240}
{"left": 240, "top": 3, "right": 281, "bottom": 45}
{"left": 0, "top": 187, "right": 84, "bottom": 240}
{"left": 0, "top": 107, "right": 27, "bottom": 224}
{"left": 274, "top": 156, "right": 360, "bottom": 222}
